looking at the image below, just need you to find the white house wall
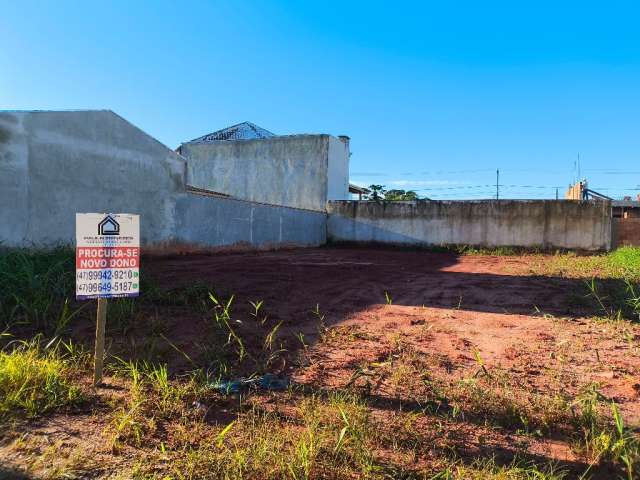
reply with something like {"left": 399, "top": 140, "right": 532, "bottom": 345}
{"left": 327, "top": 136, "right": 350, "bottom": 201}
{"left": 181, "top": 135, "right": 334, "bottom": 212}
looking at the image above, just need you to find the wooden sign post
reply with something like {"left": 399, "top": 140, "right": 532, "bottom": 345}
{"left": 76, "top": 213, "right": 140, "bottom": 386}
{"left": 93, "top": 298, "right": 108, "bottom": 385}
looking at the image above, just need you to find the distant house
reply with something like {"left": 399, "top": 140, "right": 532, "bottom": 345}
{"left": 182, "top": 121, "right": 276, "bottom": 143}
{"left": 349, "top": 183, "right": 370, "bottom": 200}
{"left": 613, "top": 199, "right": 640, "bottom": 219}
{"left": 566, "top": 180, "right": 640, "bottom": 219}
{"left": 177, "top": 122, "right": 351, "bottom": 212}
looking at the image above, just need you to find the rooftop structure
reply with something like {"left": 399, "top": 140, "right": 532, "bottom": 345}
{"left": 186, "top": 121, "right": 276, "bottom": 143}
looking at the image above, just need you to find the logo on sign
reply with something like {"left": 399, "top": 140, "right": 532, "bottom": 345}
{"left": 98, "top": 215, "right": 120, "bottom": 236}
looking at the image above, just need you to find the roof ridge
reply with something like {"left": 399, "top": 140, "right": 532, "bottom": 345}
{"left": 185, "top": 121, "right": 276, "bottom": 144}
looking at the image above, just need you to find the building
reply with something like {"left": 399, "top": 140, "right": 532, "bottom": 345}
{"left": 565, "top": 180, "right": 640, "bottom": 246}
{"left": 613, "top": 198, "right": 640, "bottom": 219}
{"left": 0, "top": 112, "right": 349, "bottom": 249}
{"left": 177, "top": 121, "right": 350, "bottom": 212}
{"left": 348, "top": 183, "right": 370, "bottom": 200}
{"left": 0, "top": 111, "right": 619, "bottom": 252}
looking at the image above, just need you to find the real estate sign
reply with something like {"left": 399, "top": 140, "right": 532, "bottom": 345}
{"left": 76, "top": 213, "right": 140, "bottom": 300}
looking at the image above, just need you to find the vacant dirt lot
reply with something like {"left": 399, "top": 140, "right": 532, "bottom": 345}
{"left": 3, "top": 246, "right": 640, "bottom": 479}
{"left": 145, "top": 247, "right": 640, "bottom": 418}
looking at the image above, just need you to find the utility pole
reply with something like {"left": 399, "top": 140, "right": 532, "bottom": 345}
{"left": 577, "top": 153, "right": 581, "bottom": 181}
{"left": 496, "top": 169, "right": 500, "bottom": 200}
{"left": 556, "top": 187, "right": 559, "bottom": 200}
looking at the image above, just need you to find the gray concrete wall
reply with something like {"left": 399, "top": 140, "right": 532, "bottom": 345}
{"left": 327, "top": 200, "right": 612, "bottom": 251}
{"left": 0, "top": 110, "right": 326, "bottom": 250}
{"left": 0, "top": 110, "right": 187, "bottom": 247}
{"left": 174, "top": 192, "right": 326, "bottom": 248}
{"left": 180, "top": 134, "right": 349, "bottom": 212}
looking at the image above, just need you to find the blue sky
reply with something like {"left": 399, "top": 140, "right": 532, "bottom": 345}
{"left": 2, "top": 1, "right": 640, "bottom": 199}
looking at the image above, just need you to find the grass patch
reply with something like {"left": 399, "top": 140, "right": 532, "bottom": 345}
{"left": 0, "top": 248, "right": 78, "bottom": 333}
{"left": 584, "top": 278, "right": 640, "bottom": 322}
{"left": 0, "top": 337, "right": 84, "bottom": 418}
{"left": 164, "top": 392, "right": 376, "bottom": 480}
{"left": 108, "top": 359, "right": 204, "bottom": 449}
{"left": 537, "top": 247, "right": 640, "bottom": 282}
{"left": 571, "top": 386, "right": 640, "bottom": 480}
{"left": 430, "top": 458, "right": 567, "bottom": 479}
{"left": 532, "top": 247, "right": 640, "bottom": 321}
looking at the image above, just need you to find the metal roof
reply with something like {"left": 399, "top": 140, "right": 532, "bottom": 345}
{"left": 349, "top": 183, "right": 370, "bottom": 194}
{"left": 185, "top": 122, "right": 276, "bottom": 143}
{"left": 613, "top": 200, "right": 640, "bottom": 208}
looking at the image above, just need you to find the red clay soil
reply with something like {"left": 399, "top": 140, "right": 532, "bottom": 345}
{"left": 146, "top": 246, "right": 640, "bottom": 424}
{"left": 5, "top": 246, "right": 640, "bottom": 477}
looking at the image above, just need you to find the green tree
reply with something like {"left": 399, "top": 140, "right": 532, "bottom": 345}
{"left": 384, "top": 189, "right": 419, "bottom": 200}
{"left": 365, "top": 185, "right": 386, "bottom": 200}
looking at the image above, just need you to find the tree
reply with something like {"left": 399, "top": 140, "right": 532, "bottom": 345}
{"left": 384, "top": 189, "right": 419, "bottom": 201}
{"left": 364, "top": 185, "right": 420, "bottom": 201}
{"left": 365, "top": 184, "right": 386, "bottom": 200}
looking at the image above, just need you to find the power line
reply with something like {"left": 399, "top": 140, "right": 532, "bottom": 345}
{"left": 412, "top": 184, "right": 638, "bottom": 191}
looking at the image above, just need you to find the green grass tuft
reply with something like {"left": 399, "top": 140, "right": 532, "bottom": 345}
{"left": 0, "top": 248, "right": 78, "bottom": 333}
{"left": 0, "top": 338, "right": 83, "bottom": 418}
{"left": 607, "top": 247, "right": 640, "bottom": 279}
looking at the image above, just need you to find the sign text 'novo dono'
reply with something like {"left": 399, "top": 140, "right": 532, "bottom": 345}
{"left": 76, "top": 213, "right": 140, "bottom": 300}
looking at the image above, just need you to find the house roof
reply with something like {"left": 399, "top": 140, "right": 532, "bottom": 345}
{"left": 613, "top": 200, "right": 640, "bottom": 208}
{"left": 185, "top": 122, "right": 276, "bottom": 144}
{"left": 349, "top": 183, "right": 370, "bottom": 194}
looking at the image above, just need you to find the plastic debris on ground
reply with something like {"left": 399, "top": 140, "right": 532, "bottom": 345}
{"left": 211, "top": 373, "right": 290, "bottom": 395}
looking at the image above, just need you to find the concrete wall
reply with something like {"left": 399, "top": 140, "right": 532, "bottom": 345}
{"left": 0, "top": 110, "right": 187, "bottom": 247}
{"left": 174, "top": 192, "right": 326, "bottom": 248}
{"left": 327, "top": 200, "right": 612, "bottom": 251}
{"left": 0, "top": 110, "right": 326, "bottom": 250}
{"left": 327, "top": 136, "right": 350, "bottom": 201}
{"left": 179, "top": 134, "right": 349, "bottom": 212}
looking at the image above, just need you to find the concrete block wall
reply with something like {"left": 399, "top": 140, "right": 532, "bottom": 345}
{"left": 0, "top": 110, "right": 326, "bottom": 250}
{"left": 0, "top": 110, "right": 187, "bottom": 247}
{"left": 1, "top": 110, "right": 614, "bottom": 253}
{"left": 327, "top": 200, "right": 612, "bottom": 251}
{"left": 174, "top": 192, "right": 326, "bottom": 248}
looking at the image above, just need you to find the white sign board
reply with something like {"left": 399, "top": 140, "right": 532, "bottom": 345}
{"left": 76, "top": 213, "right": 140, "bottom": 300}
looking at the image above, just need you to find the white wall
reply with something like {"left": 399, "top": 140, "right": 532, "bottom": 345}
{"left": 180, "top": 134, "right": 350, "bottom": 212}
{"left": 327, "top": 136, "right": 350, "bottom": 201}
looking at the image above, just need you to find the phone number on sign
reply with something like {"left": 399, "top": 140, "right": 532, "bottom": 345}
{"left": 77, "top": 281, "right": 137, "bottom": 293}
{"left": 77, "top": 270, "right": 137, "bottom": 281}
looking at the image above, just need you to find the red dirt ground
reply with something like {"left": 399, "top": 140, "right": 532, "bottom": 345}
{"left": 4, "top": 246, "right": 640, "bottom": 478}
{"left": 146, "top": 246, "right": 640, "bottom": 424}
